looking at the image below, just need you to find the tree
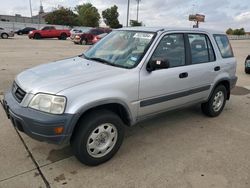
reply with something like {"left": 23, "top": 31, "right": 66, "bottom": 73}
{"left": 226, "top": 28, "right": 233, "bottom": 35}
{"left": 226, "top": 28, "right": 246, "bottom": 35}
{"left": 45, "top": 7, "right": 78, "bottom": 26}
{"left": 75, "top": 3, "right": 100, "bottom": 27}
{"left": 102, "top": 5, "right": 122, "bottom": 28}
{"left": 130, "top": 20, "right": 143, "bottom": 26}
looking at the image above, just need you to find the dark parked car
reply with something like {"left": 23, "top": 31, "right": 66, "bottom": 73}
{"left": 16, "top": 27, "right": 36, "bottom": 35}
{"left": 245, "top": 55, "right": 250, "bottom": 74}
{"left": 73, "top": 28, "right": 111, "bottom": 45}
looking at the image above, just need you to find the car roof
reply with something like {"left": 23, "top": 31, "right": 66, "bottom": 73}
{"left": 117, "top": 27, "right": 225, "bottom": 35}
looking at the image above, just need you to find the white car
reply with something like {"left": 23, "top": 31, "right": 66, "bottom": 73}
{"left": 0, "top": 27, "right": 14, "bottom": 39}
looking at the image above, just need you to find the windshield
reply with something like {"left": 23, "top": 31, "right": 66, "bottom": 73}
{"left": 83, "top": 30, "right": 156, "bottom": 69}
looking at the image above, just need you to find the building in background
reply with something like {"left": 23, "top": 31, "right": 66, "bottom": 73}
{"left": 0, "top": 2, "right": 48, "bottom": 24}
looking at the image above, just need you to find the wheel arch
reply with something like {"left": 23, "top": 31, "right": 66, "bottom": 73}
{"left": 1, "top": 33, "right": 9, "bottom": 38}
{"left": 69, "top": 101, "right": 134, "bottom": 142}
{"left": 211, "top": 79, "right": 231, "bottom": 100}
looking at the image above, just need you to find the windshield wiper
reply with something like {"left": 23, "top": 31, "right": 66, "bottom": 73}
{"left": 81, "top": 55, "right": 128, "bottom": 69}
{"left": 88, "top": 57, "right": 113, "bottom": 65}
{"left": 78, "top": 54, "right": 110, "bottom": 65}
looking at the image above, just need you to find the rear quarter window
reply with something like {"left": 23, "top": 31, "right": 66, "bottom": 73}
{"left": 213, "top": 34, "right": 234, "bottom": 58}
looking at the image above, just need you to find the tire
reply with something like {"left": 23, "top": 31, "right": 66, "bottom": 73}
{"left": 201, "top": 85, "right": 227, "bottom": 117}
{"left": 1, "top": 33, "right": 8, "bottom": 39}
{"left": 34, "top": 33, "right": 41, "bottom": 39}
{"left": 18, "top": 32, "right": 22, "bottom": 35}
{"left": 245, "top": 67, "right": 250, "bottom": 74}
{"left": 80, "top": 38, "right": 87, "bottom": 45}
{"left": 59, "top": 33, "right": 67, "bottom": 40}
{"left": 71, "top": 110, "right": 125, "bottom": 166}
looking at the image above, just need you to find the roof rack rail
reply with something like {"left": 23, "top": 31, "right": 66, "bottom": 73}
{"left": 156, "top": 28, "right": 164, "bottom": 32}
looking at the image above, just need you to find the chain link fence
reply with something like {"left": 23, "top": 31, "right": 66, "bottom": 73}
{"left": 228, "top": 35, "right": 250, "bottom": 40}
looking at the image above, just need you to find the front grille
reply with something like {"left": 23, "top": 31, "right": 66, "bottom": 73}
{"left": 12, "top": 82, "right": 26, "bottom": 103}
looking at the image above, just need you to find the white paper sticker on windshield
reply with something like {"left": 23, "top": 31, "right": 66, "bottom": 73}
{"left": 133, "top": 33, "right": 153, "bottom": 39}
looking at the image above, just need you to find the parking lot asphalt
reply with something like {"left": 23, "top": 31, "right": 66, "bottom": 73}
{"left": 0, "top": 36, "right": 250, "bottom": 188}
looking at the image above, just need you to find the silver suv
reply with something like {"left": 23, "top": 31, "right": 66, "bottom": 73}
{"left": 1, "top": 27, "right": 237, "bottom": 166}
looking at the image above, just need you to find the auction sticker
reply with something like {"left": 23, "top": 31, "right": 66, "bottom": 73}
{"left": 133, "top": 33, "right": 154, "bottom": 39}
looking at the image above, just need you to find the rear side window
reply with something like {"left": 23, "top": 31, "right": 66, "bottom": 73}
{"left": 214, "top": 34, "right": 234, "bottom": 58}
{"left": 188, "top": 34, "right": 215, "bottom": 64}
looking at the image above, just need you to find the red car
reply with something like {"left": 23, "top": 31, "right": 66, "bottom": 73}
{"left": 73, "top": 28, "right": 111, "bottom": 45}
{"left": 28, "top": 26, "right": 70, "bottom": 40}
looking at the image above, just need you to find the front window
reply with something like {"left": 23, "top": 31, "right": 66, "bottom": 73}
{"left": 83, "top": 30, "right": 156, "bottom": 69}
{"left": 151, "top": 34, "right": 185, "bottom": 68}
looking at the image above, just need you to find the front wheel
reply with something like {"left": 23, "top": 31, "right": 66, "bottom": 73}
{"left": 34, "top": 33, "right": 41, "bottom": 39}
{"left": 71, "top": 110, "right": 125, "bottom": 166}
{"left": 80, "top": 38, "right": 87, "bottom": 45}
{"left": 201, "top": 85, "right": 227, "bottom": 117}
{"left": 1, "top": 33, "right": 8, "bottom": 39}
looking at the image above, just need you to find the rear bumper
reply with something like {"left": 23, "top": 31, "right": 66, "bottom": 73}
{"left": 1, "top": 90, "right": 78, "bottom": 145}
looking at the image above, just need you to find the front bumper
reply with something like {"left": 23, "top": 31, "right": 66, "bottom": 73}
{"left": 73, "top": 38, "right": 81, "bottom": 44}
{"left": 28, "top": 34, "right": 34, "bottom": 39}
{"left": 1, "top": 90, "right": 77, "bottom": 144}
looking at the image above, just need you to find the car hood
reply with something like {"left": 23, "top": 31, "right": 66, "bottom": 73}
{"left": 16, "top": 56, "right": 126, "bottom": 94}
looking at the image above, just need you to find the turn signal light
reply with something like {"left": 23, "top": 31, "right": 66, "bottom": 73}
{"left": 54, "top": 127, "right": 64, "bottom": 134}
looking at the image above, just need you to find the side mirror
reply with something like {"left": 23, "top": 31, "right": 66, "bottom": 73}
{"left": 146, "top": 59, "right": 170, "bottom": 72}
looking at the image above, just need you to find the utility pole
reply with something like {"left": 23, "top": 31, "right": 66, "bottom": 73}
{"left": 136, "top": 0, "right": 141, "bottom": 22}
{"left": 126, "top": 0, "right": 130, "bottom": 27}
{"left": 29, "top": 0, "right": 33, "bottom": 23}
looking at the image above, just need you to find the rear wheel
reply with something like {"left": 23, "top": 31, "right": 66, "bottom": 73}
{"left": 34, "top": 33, "right": 41, "bottom": 39}
{"left": 1, "top": 33, "right": 8, "bottom": 39}
{"left": 59, "top": 33, "right": 67, "bottom": 40}
{"left": 245, "top": 67, "right": 250, "bottom": 74}
{"left": 71, "top": 110, "right": 125, "bottom": 166}
{"left": 201, "top": 85, "right": 227, "bottom": 117}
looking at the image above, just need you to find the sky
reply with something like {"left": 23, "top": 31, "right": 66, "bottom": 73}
{"left": 1, "top": 0, "right": 250, "bottom": 31}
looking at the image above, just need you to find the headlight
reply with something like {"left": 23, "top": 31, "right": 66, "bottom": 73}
{"left": 29, "top": 31, "right": 33, "bottom": 34}
{"left": 29, "top": 94, "right": 66, "bottom": 114}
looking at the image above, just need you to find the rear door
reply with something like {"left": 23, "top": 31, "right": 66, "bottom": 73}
{"left": 41, "top": 26, "right": 51, "bottom": 37}
{"left": 185, "top": 33, "right": 218, "bottom": 100}
{"left": 48, "top": 27, "right": 57, "bottom": 37}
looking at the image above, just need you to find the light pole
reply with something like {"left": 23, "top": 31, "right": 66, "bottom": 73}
{"left": 29, "top": 0, "right": 33, "bottom": 23}
{"left": 136, "top": 0, "right": 141, "bottom": 22}
{"left": 126, "top": 0, "right": 130, "bottom": 27}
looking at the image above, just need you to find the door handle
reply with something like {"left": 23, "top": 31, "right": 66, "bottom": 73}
{"left": 179, "top": 72, "right": 188, "bottom": 79}
{"left": 214, "top": 66, "right": 220, "bottom": 71}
